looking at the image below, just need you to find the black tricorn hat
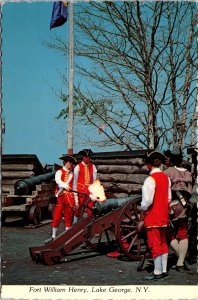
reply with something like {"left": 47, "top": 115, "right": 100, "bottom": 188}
{"left": 59, "top": 155, "right": 77, "bottom": 164}
{"left": 164, "top": 148, "right": 183, "bottom": 159}
{"left": 168, "top": 148, "right": 183, "bottom": 164}
{"left": 144, "top": 151, "right": 166, "bottom": 164}
{"left": 78, "top": 149, "right": 93, "bottom": 157}
{"left": 164, "top": 149, "right": 172, "bottom": 157}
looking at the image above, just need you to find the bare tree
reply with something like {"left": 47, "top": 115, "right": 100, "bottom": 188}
{"left": 46, "top": 1, "right": 197, "bottom": 151}
{"left": 164, "top": 2, "right": 197, "bottom": 149}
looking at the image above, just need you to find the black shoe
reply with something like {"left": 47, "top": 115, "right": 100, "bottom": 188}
{"left": 171, "top": 261, "right": 190, "bottom": 271}
{"left": 176, "top": 265, "right": 185, "bottom": 272}
{"left": 45, "top": 237, "right": 54, "bottom": 244}
{"left": 184, "top": 260, "right": 191, "bottom": 270}
{"left": 144, "top": 272, "right": 163, "bottom": 281}
{"left": 162, "top": 272, "right": 169, "bottom": 278}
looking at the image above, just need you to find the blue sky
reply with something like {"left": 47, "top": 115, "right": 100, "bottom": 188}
{"left": 2, "top": 1, "right": 103, "bottom": 165}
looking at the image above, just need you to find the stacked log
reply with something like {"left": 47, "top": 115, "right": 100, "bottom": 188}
{"left": 2, "top": 182, "right": 54, "bottom": 209}
{"left": 2, "top": 154, "right": 45, "bottom": 195}
{"left": 1, "top": 155, "right": 55, "bottom": 225}
{"left": 90, "top": 151, "right": 149, "bottom": 198}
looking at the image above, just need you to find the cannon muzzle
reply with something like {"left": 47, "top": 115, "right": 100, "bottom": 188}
{"left": 14, "top": 171, "right": 56, "bottom": 195}
{"left": 92, "top": 195, "right": 139, "bottom": 216}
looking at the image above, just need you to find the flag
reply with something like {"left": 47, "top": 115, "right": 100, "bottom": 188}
{"left": 50, "top": 1, "right": 68, "bottom": 29}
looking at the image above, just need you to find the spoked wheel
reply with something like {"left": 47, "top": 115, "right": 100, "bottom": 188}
{"left": 48, "top": 203, "right": 55, "bottom": 219}
{"left": 85, "top": 226, "right": 117, "bottom": 253}
{"left": 78, "top": 198, "right": 94, "bottom": 219}
{"left": 29, "top": 205, "right": 42, "bottom": 225}
{"left": 115, "top": 196, "right": 150, "bottom": 262}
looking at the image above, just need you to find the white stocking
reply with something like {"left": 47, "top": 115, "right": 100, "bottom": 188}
{"left": 177, "top": 239, "right": 188, "bottom": 267}
{"left": 73, "top": 216, "right": 78, "bottom": 224}
{"left": 161, "top": 253, "right": 168, "bottom": 273}
{"left": 52, "top": 227, "right": 58, "bottom": 238}
{"left": 170, "top": 239, "right": 179, "bottom": 256}
{"left": 154, "top": 255, "right": 162, "bottom": 275}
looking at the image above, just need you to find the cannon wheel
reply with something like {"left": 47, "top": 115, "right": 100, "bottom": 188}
{"left": 80, "top": 199, "right": 117, "bottom": 251}
{"left": 78, "top": 198, "right": 93, "bottom": 219}
{"left": 28, "top": 205, "right": 42, "bottom": 225}
{"left": 83, "top": 192, "right": 118, "bottom": 251}
{"left": 115, "top": 196, "right": 150, "bottom": 261}
{"left": 84, "top": 226, "right": 117, "bottom": 252}
{"left": 48, "top": 203, "right": 55, "bottom": 219}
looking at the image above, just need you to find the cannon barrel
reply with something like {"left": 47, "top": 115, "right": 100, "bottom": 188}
{"left": 14, "top": 171, "right": 56, "bottom": 196}
{"left": 92, "top": 195, "right": 138, "bottom": 216}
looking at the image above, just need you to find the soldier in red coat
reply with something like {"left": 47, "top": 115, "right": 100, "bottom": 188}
{"left": 45, "top": 155, "right": 77, "bottom": 244}
{"left": 141, "top": 151, "right": 171, "bottom": 281}
{"left": 73, "top": 149, "right": 97, "bottom": 221}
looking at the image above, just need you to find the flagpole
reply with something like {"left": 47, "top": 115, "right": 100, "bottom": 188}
{"left": 68, "top": 1, "right": 74, "bottom": 155}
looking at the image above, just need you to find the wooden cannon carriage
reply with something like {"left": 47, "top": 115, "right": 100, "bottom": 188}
{"left": 30, "top": 194, "right": 149, "bottom": 269}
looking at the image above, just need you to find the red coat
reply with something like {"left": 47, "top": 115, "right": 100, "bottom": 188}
{"left": 77, "top": 162, "right": 94, "bottom": 193}
{"left": 144, "top": 172, "right": 169, "bottom": 228}
{"left": 55, "top": 168, "right": 75, "bottom": 207}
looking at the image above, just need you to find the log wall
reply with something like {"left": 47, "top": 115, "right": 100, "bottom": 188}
{"left": 84, "top": 150, "right": 149, "bottom": 198}
{"left": 2, "top": 151, "right": 148, "bottom": 199}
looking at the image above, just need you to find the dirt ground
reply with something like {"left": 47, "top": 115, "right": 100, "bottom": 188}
{"left": 1, "top": 218, "right": 197, "bottom": 288}
{"left": 1, "top": 187, "right": 198, "bottom": 299}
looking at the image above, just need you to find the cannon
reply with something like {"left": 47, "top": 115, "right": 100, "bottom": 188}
{"left": 29, "top": 195, "right": 149, "bottom": 269}
{"left": 2, "top": 171, "right": 56, "bottom": 226}
{"left": 14, "top": 171, "right": 56, "bottom": 196}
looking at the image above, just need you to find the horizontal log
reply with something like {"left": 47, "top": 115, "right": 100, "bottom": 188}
{"left": 2, "top": 185, "right": 53, "bottom": 197}
{"left": 102, "top": 182, "right": 142, "bottom": 194}
{"left": 2, "top": 204, "right": 28, "bottom": 212}
{"left": 26, "top": 199, "right": 49, "bottom": 207}
{"left": 2, "top": 179, "right": 19, "bottom": 185}
{"left": 2, "top": 171, "right": 34, "bottom": 178}
{"left": 2, "top": 164, "right": 35, "bottom": 171}
{"left": 92, "top": 157, "right": 144, "bottom": 166}
{"left": 2, "top": 194, "right": 31, "bottom": 198}
{"left": 98, "top": 173, "right": 147, "bottom": 184}
{"left": 2, "top": 181, "right": 52, "bottom": 191}
{"left": 2, "top": 195, "right": 51, "bottom": 207}
{"left": 133, "top": 166, "right": 149, "bottom": 174}
{"left": 2, "top": 186, "right": 15, "bottom": 194}
{"left": 2, "top": 199, "right": 50, "bottom": 212}
{"left": 35, "top": 183, "right": 54, "bottom": 192}
{"left": 97, "top": 165, "right": 139, "bottom": 174}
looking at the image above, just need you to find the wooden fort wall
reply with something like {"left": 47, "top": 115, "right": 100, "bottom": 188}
{"left": 83, "top": 150, "right": 149, "bottom": 198}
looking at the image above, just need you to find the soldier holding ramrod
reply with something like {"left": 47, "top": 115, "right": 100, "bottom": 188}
{"left": 45, "top": 155, "right": 78, "bottom": 243}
